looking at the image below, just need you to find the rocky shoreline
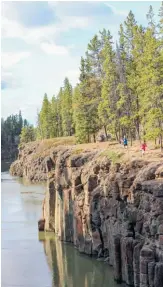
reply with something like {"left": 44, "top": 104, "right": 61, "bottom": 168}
{"left": 10, "top": 142, "right": 163, "bottom": 287}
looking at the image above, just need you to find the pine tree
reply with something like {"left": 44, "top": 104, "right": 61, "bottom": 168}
{"left": 73, "top": 55, "right": 100, "bottom": 143}
{"left": 98, "top": 29, "right": 117, "bottom": 138}
{"left": 73, "top": 84, "right": 89, "bottom": 143}
{"left": 39, "top": 93, "right": 51, "bottom": 139}
{"left": 137, "top": 5, "right": 163, "bottom": 149}
{"left": 146, "top": 5, "right": 155, "bottom": 32}
{"left": 116, "top": 12, "right": 138, "bottom": 142}
{"left": 36, "top": 111, "right": 43, "bottom": 140}
{"left": 73, "top": 58, "right": 90, "bottom": 143}
{"left": 61, "top": 78, "right": 73, "bottom": 136}
{"left": 57, "top": 88, "right": 64, "bottom": 137}
{"left": 130, "top": 25, "right": 145, "bottom": 140}
{"left": 18, "top": 110, "right": 23, "bottom": 134}
{"left": 50, "top": 95, "right": 58, "bottom": 138}
{"left": 158, "top": 2, "right": 163, "bottom": 39}
{"left": 20, "top": 126, "right": 36, "bottom": 144}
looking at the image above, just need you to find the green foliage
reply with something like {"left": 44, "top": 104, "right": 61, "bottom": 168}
{"left": 61, "top": 78, "right": 73, "bottom": 136}
{"left": 73, "top": 84, "right": 89, "bottom": 143}
{"left": 20, "top": 126, "right": 36, "bottom": 144}
{"left": 99, "top": 150, "right": 124, "bottom": 164}
{"left": 34, "top": 3, "right": 163, "bottom": 150}
{"left": 39, "top": 93, "right": 51, "bottom": 139}
{"left": 1, "top": 111, "right": 29, "bottom": 147}
{"left": 71, "top": 148, "right": 84, "bottom": 155}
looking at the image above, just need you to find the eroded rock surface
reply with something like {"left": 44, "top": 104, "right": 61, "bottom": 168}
{"left": 11, "top": 143, "right": 163, "bottom": 286}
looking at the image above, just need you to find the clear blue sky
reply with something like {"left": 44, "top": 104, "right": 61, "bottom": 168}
{"left": 1, "top": 1, "right": 162, "bottom": 125}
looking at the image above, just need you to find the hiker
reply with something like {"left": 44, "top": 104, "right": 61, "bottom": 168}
{"left": 141, "top": 141, "right": 147, "bottom": 156}
{"left": 120, "top": 138, "right": 123, "bottom": 145}
{"left": 123, "top": 136, "right": 128, "bottom": 148}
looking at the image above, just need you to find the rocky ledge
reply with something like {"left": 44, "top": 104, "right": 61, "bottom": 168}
{"left": 10, "top": 143, "right": 163, "bottom": 287}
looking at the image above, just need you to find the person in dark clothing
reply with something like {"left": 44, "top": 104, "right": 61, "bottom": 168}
{"left": 123, "top": 136, "right": 128, "bottom": 148}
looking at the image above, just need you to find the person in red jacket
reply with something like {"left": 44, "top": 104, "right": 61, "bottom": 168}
{"left": 141, "top": 141, "right": 147, "bottom": 156}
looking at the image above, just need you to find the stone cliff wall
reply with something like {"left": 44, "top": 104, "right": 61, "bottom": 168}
{"left": 43, "top": 148, "right": 163, "bottom": 287}
{"left": 10, "top": 144, "right": 163, "bottom": 287}
{"left": 10, "top": 141, "right": 51, "bottom": 181}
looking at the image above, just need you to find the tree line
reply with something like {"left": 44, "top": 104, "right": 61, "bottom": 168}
{"left": 1, "top": 111, "right": 36, "bottom": 147}
{"left": 1, "top": 111, "right": 35, "bottom": 159}
{"left": 36, "top": 4, "right": 163, "bottom": 148}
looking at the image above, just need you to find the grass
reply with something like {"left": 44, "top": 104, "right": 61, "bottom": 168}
{"left": 20, "top": 136, "right": 162, "bottom": 164}
{"left": 31, "top": 136, "right": 76, "bottom": 160}
{"left": 38, "top": 136, "right": 76, "bottom": 148}
{"left": 71, "top": 148, "right": 84, "bottom": 155}
{"left": 99, "top": 150, "right": 124, "bottom": 164}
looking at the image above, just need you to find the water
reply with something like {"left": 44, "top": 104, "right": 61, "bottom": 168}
{"left": 1, "top": 168, "right": 124, "bottom": 287}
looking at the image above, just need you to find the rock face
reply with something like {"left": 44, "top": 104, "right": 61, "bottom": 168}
{"left": 10, "top": 141, "right": 53, "bottom": 181}
{"left": 38, "top": 219, "right": 45, "bottom": 231}
{"left": 11, "top": 143, "right": 163, "bottom": 287}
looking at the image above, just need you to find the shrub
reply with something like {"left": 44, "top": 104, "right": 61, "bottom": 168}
{"left": 99, "top": 150, "right": 124, "bottom": 164}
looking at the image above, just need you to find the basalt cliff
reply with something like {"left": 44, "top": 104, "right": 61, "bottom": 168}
{"left": 10, "top": 141, "right": 163, "bottom": 287}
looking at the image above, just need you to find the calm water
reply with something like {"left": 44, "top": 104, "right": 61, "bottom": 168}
{"left": 1, "top": 168, "right": 124, "bottom": 287}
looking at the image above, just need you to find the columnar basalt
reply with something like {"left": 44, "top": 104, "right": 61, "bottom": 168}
{"left": 10, "top": 144, "right": 163, "bottom": 286}
{"left": 42, "top": 148, "right": 163, "bottom": 287}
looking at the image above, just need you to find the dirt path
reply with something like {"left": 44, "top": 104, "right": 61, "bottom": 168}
{"left": 76, "top": 140, "right": 163, "bottom": 163}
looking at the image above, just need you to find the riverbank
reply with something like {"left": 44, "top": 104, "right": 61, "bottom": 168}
{"left": 10, "top": 139, "right": 163, "bottom": 287}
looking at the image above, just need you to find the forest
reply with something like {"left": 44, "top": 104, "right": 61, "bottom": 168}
{"left": 1, "top": 112, "right": 34, "bottom": 159}
{"left": 36, "top": 4, "right": 163, "bottom": 148}
{"left": 2, "top": 4, "right": 163, "bottom": 150}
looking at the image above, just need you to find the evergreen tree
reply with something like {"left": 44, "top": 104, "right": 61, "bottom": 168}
{"left": 20, "top": 126, "right": 36, "bottom": 144}
{"left": 146, "top": 5, "right": 155, "bottom": 32}
{"left": 57, "top": 88, "right": 64, "bottom": 137}
{"left": 39, "top": 93, "right": 51, "bottom": 139}
{"left": 1, "top": 112, "right": 29, "bottom": 159}
{"left": 73, "top": 84, "right": 88, "bottom": 143}
{"left": 73, "top": 58, "right": 90, "bottom": 143}
{"left": 139, "top": 8, "right": 163, "bottom": 148}
{"left": 50, "top": 95, "right": 58, "bottom": 138}
{"left": 158, "top": 2, "right": 163, "bottom": 39}
{"left": 98, "top": 30, "right": 117, "bottom": 138}
{"left": 61, "top": 78, "right": 73, "bottom": 136}
{"left": 32, "top": 3, "right": 163, "bottom": 149}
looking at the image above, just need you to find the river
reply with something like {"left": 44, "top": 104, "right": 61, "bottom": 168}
{"left": 1, "top": 163, "right": 124, "bottom": 287}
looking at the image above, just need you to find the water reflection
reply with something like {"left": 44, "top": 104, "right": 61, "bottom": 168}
{"left": 1, "top": 160, "right": 12, "bottom": 172}
{"left": 40, "top": 233, "right": 124, "bottom": 287}
{"left": 2, "top": 169, "right": 124, "bottom": 287}
{"left": 1, "top": 172, "right": 51, "bottom": 287}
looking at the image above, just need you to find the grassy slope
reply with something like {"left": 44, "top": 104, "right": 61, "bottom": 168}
{"left": 23, "top": 137, "right": 163, "bottom": 164}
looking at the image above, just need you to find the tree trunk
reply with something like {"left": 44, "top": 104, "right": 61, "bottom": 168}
{"left": 136, "top": 94, "right": 140, "bottom": 140}
{"left": 130, "top": 128, "right": 133, "bottom": 146}
{"left": 118, "top": 125, "right": 121, "bottom": 143}
{"left": 160, "top": 134, "right": 163, "bottom": 152}
{"left": 115, "top": 130, "right": 118, "bottom": 141}
{"left": 104, "top": 125, "right": 108, "bottom": 139}
{"left": 87, "top": 133, "right": 90, "bottom": 143}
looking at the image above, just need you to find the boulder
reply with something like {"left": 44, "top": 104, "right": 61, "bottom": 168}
{"left": 38, "top": 219, "right": 45, "bottom": 231}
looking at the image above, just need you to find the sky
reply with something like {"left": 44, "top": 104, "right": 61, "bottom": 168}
{"left": 1, "top": 1, "right": 162, "bottom": 125}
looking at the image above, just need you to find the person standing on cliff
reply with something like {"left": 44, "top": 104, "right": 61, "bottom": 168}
{"left": 141, "top": 140, "right": 147, "bottom": 156}
{"left": 123, "top": 136, "right": 128, "bottom": 148}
